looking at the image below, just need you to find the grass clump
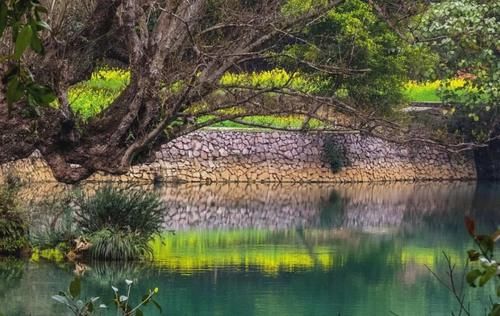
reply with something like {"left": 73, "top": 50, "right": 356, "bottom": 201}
{"left": 74, "top": 187, "right": 165, "bottom": 261}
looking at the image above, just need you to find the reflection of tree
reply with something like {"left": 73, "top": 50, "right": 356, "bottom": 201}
{"left": 318, "top": 190, "right": 345, "bottom": 228}
{"left": 0, "top": 259, "right": 25, "bottom": 298}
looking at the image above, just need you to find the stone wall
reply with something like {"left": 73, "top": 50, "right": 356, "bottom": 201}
{"left": 0, "top": 130, "right": 476, "bottom": 183}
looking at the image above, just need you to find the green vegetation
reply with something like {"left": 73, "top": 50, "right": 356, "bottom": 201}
{"left": 68, "top": 68, "right": 464, "bottom": 130}
{"left": 322, "top": 137, "right": 345, "bottom": 172}
{"left": 0, "top": 175, "right": 29, "bottom": 256}
{"left": 68, "top": 69, "right": 130, "bottom": 121}
{"left": 414, "top": 0, "right": 499, "bottom": 141}
{"left": 53, "top": 277, "right": 161, "bottom": 315}
{"left": 277, "top": 0, "right": 425, "bottom": 114}
{"left": 430, "top": 217, "right": 500, "bottom": 316}
{"left": 404, "top": 79, "right": 467, "bottom": 103}
{"left": 74, "top": 187, "right": 165, "bottom": 260}
{"left": 0, "top": 0, "right": 56, "bottom": 114}
{"left": 30, "top": 187, "right": 165, "bottom": 261}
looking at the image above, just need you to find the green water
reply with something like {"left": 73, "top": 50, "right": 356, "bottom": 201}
{"left": 1, "top": 182, "right": 499, "bottom": 316}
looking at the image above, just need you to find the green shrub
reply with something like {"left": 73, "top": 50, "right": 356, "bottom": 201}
{"left": 88, "top": 229, "right": 152, "bottom": 261}
{"left": 29, "top": 195, "right": 78, "bottom": 252}
{"left": 0, "top": 174, "right": 21, "bottom": 214}
{"left": 0, "top": 174, "right": 29, "bottom": 255}
{"left": 0, "top": 216, "right": 29, "bottom": 255}
{"left": 322, "top": 137, "right": 345, "bottom": 173}
{"left": 74, "top": 187, "right": 165, "bottom": 260}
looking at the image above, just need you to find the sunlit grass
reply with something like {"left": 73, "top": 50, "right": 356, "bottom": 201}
{"left": 404, "top": 79, "right": 467, "bottom": 103}
{"left": 198, "top": 114, "right": 327, "bottom": 129}
{"left": 68, "top": 69, "right": 130, "bottom": 120}
{"left": 66, "top": 69, "right": 468, "bottom": 124}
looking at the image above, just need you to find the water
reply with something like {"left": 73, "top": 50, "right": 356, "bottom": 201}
{"left": 1, "top": 182, "right": 499, "bottom": 316}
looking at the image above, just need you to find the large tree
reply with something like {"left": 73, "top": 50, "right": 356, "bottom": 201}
{"left": 0, "top": 0, "right": 450, "bottom": 183}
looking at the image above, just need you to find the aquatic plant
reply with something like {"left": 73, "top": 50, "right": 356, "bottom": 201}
{"left": 74, "top": 187, "right": 165, "bottom": 260}
{"left": 52, "top": 277, "right": 161, "bottom": 316}
{"left": 89, "top": 229, "right": 152, "bottom": 261}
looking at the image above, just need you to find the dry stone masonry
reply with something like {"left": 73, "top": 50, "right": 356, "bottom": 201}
{"left": 0, "top": 130, "right": 476, "bottom": 183}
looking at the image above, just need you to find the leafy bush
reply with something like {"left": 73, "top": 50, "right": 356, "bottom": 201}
{"left": 74, "top": 187, "right": 165, "bottom": 260}
{"left": 29, "top": 194, "right": 78, "bottom": 252}
{"left": 0, "top": 173, "right": 21, "bottom": 214}
{"left": 0, "top": 174, "right": 29, "bottom": 255}
{"left": 322, "top": 137, "right": 345, "bottom": 173}
{"left": 0, "top": 216, "right": 29, "bottom": 255}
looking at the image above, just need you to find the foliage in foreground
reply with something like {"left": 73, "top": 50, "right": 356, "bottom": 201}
{"left": 464, "top": 217, "right": 500, "bottom": 316}
{"left": 74, "top": 187, "right": 165, "bottom": 260}
{"left": 429, "top": 217, "right": 499, "bottom": 316}
{"left": 53, "top": 277, "right": 161, "bottom": 316}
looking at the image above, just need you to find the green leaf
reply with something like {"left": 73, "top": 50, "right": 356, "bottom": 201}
{"left": 52, "top": 295, "right": 70, "bottom": 306}
{"left": 69, "top": 278, "right": 81, "bottom": 298}
{"left": 467, "top": 249, "right": 480, "bottom": 261}
{"left": 36, "top": 20, "right": 51, "bottom": 31}
{"left": 466, "top": 269, "right": 482, "bottom": 287}
{"left": 479, "top": 265, "right": 497, "bottom": 287}
{"left": 136, "top": 309, "right": 144, "bottom": 316}
{"left": 497, "top": 285, "right": 500, "bottom": 297}
{"left": 6, "top": 77, "right": 24, "bottom": 105}
{"left": 30, "top": 33, "right": 43, "bottom": 53}
{"left": 27, "top": 83, "right": 56, "bottom": 105}
{"left": 14, "top": 25, "right": 33, "bottom": 59}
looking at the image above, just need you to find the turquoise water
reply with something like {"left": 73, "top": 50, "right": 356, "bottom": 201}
{"left": 0, "top": 182, "right": 499, "bottom": 316}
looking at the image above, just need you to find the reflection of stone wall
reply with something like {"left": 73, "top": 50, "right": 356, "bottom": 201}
{"left": 0, "top": 130, "right": 476, "bottom": 184}
{"left": 158, "top": 182, "right": 479, "bottom": 231}
{"left": 334, "top": 182, "right": 477, "bottom": 231}
{"left": 160, "top": 183, "right": 332, "bottom": 230}
{"left": 9, "top": 181, "right": 493, "bottom": 231}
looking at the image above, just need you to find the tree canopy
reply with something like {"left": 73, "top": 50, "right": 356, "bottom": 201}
{"left": 0, "top": 0, "right": 496, "bottom": 183}
{"left": 413, "top": 0, "right": 499, "bottom": 142}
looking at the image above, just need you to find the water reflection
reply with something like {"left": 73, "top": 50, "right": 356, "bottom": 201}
{"left": 1, "top": 181, "right": 498, "bottom": 315}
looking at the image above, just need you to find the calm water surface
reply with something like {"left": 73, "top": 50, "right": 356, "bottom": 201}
{"left": 1, "top": 181, "right": 499, "bottom": 316}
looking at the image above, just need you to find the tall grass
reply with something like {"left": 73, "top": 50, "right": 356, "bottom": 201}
{"left": 74, "top": 187, "right": 165, "bottom": 260}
